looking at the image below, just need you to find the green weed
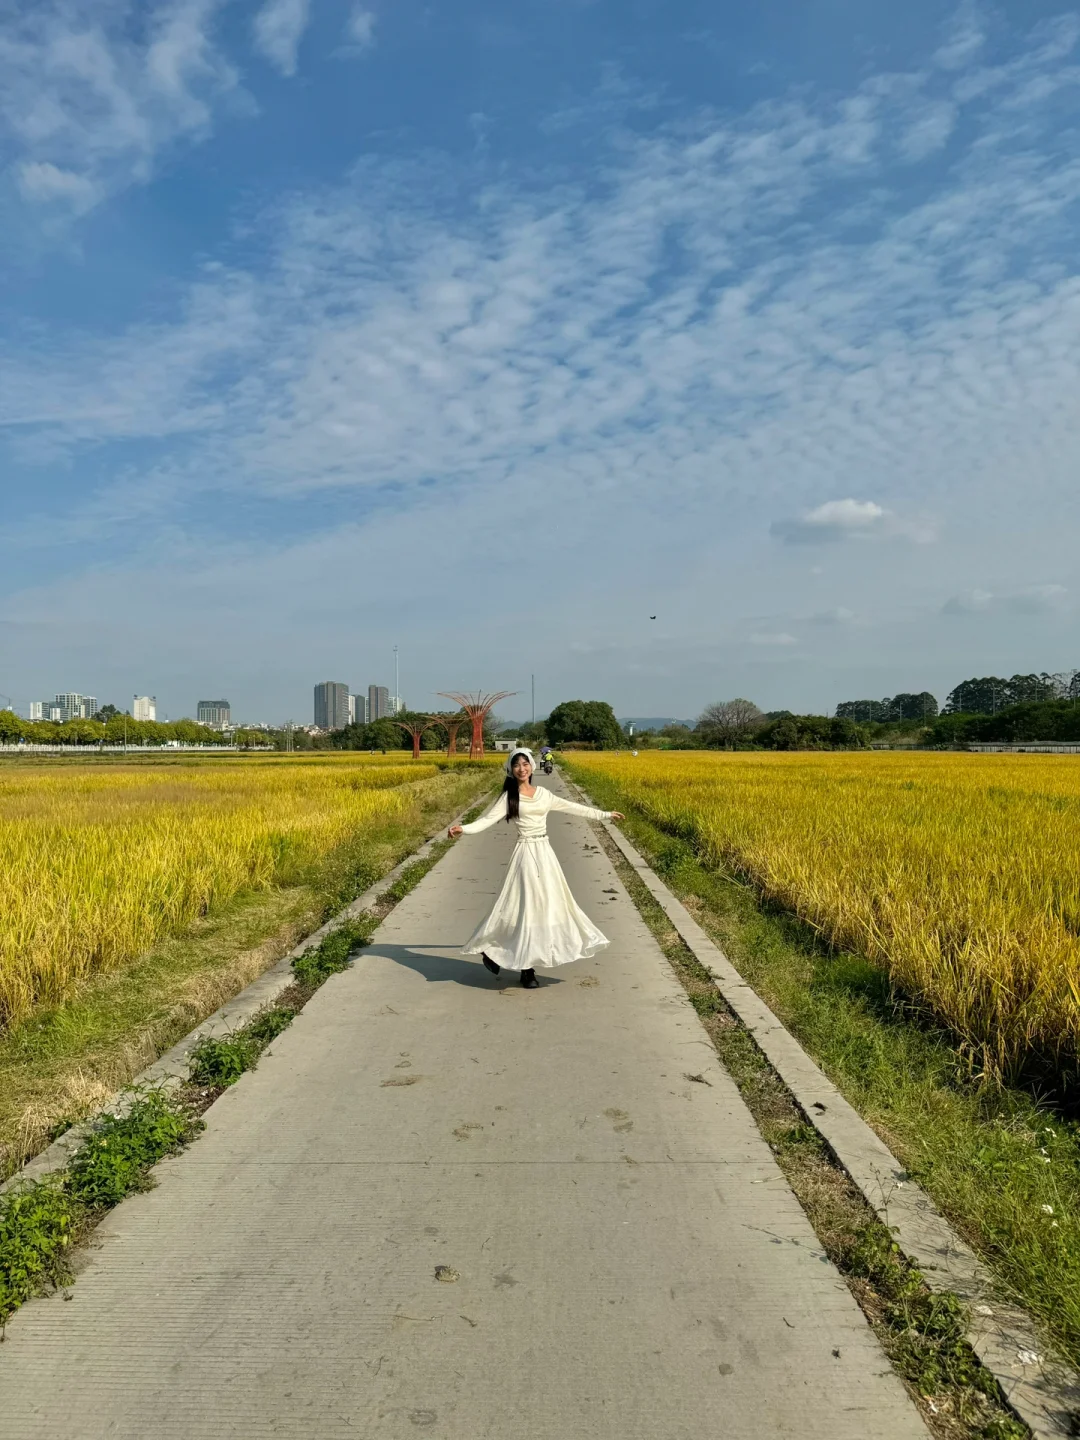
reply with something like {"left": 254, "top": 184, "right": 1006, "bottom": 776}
{"left": 291, "top": 914, "right": 377, "bottom": 988}
{"left": 66, "top": 1088, "right": 203, "bottom": 1209}
{"left": 188, "top": 1006, "right": 295, "bottom": 1088}
{"left": 0, "top": 1180, "right": 79, "bottom": 1323}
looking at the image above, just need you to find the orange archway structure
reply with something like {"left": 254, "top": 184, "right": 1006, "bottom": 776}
{"left": 395, "top": 717, "right": 439, "bottom": 759}
{"left": 437, "top": 691, "right": 517, "bottom": 759}
{"left": 426, "top": 713, "right": 466, "bottom": 757}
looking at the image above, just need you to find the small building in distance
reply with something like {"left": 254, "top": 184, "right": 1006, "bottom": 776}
{"left": 368, "top": 684, "right": 390, "bottom": 721}
{"left": 197, "top": 699, "right": 231, "bottom": 728}
{"left": 133, "top": 695, "right": 157, "bottom": 722}
{"left": 314, "top": 682, "right": 349, "bottom": 731}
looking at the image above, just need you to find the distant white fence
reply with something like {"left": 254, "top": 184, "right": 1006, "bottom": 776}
{"left": 965, "top": 743, "right": 1080, "bottom": 754}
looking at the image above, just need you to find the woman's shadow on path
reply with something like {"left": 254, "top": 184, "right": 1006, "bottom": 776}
{"left": 362, "top": 943, "right": 563, "bottom": 988}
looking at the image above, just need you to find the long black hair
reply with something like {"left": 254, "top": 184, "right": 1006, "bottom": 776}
{"left": 502, "top": 752, "right": 532, "bottom": 822}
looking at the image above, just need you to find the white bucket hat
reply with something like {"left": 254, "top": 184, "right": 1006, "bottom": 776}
{"left": 504, "top": 747, "right": 536, "bottom": 775}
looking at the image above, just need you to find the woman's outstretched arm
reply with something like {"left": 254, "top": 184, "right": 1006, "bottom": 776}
{"left": 546, "top": 794, "right": 623, "bottom": 822}
{"left": 449, "top": 793, "right": 507, "bottom": 837}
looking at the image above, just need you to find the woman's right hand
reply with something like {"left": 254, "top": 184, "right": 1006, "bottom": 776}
{"left": 448, "top": 824, "right": 463, "bottom": 838}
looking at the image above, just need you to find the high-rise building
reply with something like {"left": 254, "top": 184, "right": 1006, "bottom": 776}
{"left": 355, "top": 691, "right": 370, "bottom": 724}
{"left": 314, "top": 682, "right": 349, "bottom": 730}
{"left": 197, "top": 699, "right": 231, "bottom": 728}
{"left": 348, "top": 694, "right": 356, "bottom": 725}
{"left": 367, "top": 684, "right": 390, "bottom": 721}
{"left": 37, "top": 693, "right": 97, "bottom": 722}
{"left": 133, "top": 696, "right": 156, "bottom": 722}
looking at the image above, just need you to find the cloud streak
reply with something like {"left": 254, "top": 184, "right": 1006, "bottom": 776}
{"left": 252, "top": 0, "right": 312, "bottom": 76}
{"left": 0, "top": 0, "right": 239, "bottom": 225}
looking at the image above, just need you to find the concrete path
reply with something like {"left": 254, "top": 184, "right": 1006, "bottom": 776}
{"left": 0, "top": 774, "right": 928, "bottom": 1439}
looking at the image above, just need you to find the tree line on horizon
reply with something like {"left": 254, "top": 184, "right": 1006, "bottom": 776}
{"left": 0, "top": 708, "right": 245, "bottom": 748}
{"left": 6, "top": 666, "right": 1080, "bottom": 752}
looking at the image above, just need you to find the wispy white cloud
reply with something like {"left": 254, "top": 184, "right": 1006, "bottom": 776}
{"left": 16, "top": 159, "right": 101, "bottom": 211}
{"left": 252, "top": 0, "right": 312, "bottom": 76}
{"left": 0, "top": 0, "right": 239, "bottom": 223}
{"left": 345, "top": 7, "right": 377, "bottom": 52}
{"left": 7, "top": 13, "right": 1080, "bottom": 539}
{"left": 933, "top": 3, "right": 986, "bottom": 72}
{"left": 943, "top": 583, "right": 1068, "bottom": 616}
{"left": 771, "top": 501, "right": 938, "bottom": 546}
{"left": 771, "top": 500, "right": 887, "bottom": 545}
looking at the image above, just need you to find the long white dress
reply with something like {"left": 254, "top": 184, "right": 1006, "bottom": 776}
{"left": 459, "top": 786, "right": 615, "bottom": 971}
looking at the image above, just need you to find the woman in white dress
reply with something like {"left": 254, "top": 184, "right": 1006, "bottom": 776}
{"left": 448, "top": 748, "right": 625, "bottom": 988}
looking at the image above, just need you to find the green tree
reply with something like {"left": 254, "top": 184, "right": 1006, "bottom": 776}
{"left": 943, "top": 674, "right": 1061, "bottom": 715}
{"left": 546, "top": 700, "right": 624, "bottom": 748}
{"left": 233, "top": 728, "right": 268, "bottom": 748}
{"left": 835, "top": 699, "right": 890, "bottom": 723}
{"left": 928, "top": 696, "right": 1080, "bottom": 746}
{"left": 888, "top": 692, "right": 939, "bottom": 721}
{"left": 0, "top": 708, "right": 25, "bottom": 742}
{"left": 60, "top": 719, "right": 105, "bottom": 746}
{"left": 757, "top": 714, "right": 869, "bottom": 750}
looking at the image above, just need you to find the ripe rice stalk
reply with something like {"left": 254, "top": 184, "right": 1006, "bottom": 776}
{"left": 570, "top": 751, "right": 1080, "bottom": 1083}
{"left": 0, "top": 758, "right": 434, "bottom": 1028}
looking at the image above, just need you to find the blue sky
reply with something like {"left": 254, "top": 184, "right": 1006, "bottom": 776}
{"left": 2, "top": 0, "right": 1079, "bottom": 724}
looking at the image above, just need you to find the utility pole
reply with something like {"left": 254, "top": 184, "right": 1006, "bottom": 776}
{"left": 394, "top": 644, "right": 400, "bottom": 714}
{"left": 531, "top": 674, "right": 535, "bottom": 726}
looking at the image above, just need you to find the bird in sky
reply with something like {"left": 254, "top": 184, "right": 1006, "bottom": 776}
{"left": 649, "top": 615, "right": 657, "bottom": 620}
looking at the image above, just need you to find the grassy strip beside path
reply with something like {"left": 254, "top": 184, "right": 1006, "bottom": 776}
{"left": 0, "top": 798, "right": 494, "bottom": 1331}
{"left": 563, "top": 760, "right": 1080, "bottom": 1377}
{"left": 0, "top": 767, "right": 494, "bottom": 1179}
{"left": 596, "top": 822, "right": 1027, "bottom": 1440}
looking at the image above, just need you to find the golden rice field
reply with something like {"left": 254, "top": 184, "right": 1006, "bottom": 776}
{"left": 0, "top": 755, "right": 445, "bottom": 1029}
{"left": 570, "top": 750, "right": 1080, "bottom": 1081}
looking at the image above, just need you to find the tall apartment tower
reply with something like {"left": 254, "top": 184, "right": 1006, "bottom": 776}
{"left": 46, "top": 693, "right": 97, "bottom": 721}
{"left": 355, "top": 691, "right": 370, "bottom": 724}
{"left": 367, "top": 684, "right": 390, "bottom": 721}
{"left": 197, "top": 699, "right": 231, "bottom": 728}
{"left": 133, "top": 696, "right": 156, "bottom": 722}
{"left": 314, "top": 681, "right": 349, "bottom": 730}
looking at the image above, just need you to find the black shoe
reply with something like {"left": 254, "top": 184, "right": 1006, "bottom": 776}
{"left": 520, "top": 968, "right": 539, "bottom": 989}
{"left": 481, "top": 954, "right": 500, "bottom": 975}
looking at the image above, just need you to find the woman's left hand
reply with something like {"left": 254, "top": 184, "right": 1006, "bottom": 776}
{"left": 610, "top": 811, "right": 625, "bottom": 821}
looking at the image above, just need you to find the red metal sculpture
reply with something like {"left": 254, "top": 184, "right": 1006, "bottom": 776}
{"left": 426, "top": 713, "right": 465, "bottom": 757}
{"left": 437, "top": 691, "right": 517, "bottom": 760}
{"left": 395, "top": 717, "right": 439, "bottom": 759}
